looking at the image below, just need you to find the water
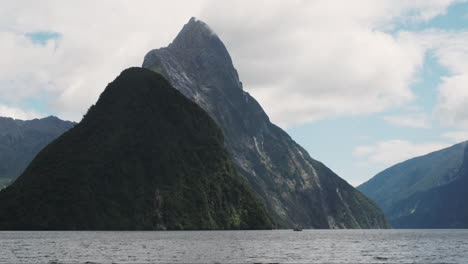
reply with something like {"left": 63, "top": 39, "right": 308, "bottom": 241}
{"left": 0, "top": 230, "right": 467, "bottom": 263}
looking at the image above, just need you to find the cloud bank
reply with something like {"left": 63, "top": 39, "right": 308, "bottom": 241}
{"left": 353, "top": 139, "right": 451, "bottom": 167}
{"left": 0, "top": 0, "right": 467, "bottom": 130}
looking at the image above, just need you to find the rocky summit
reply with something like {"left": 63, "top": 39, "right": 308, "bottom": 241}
{"left": 143, "top": 17, "right": 389, "bottom": 229}
{"left": 0, "top": 68, "right": 272, "bottom": 230}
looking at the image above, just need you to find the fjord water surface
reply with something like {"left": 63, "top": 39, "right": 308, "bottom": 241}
{"left": 0, "top": 230, "right": 466, "bottom": 263}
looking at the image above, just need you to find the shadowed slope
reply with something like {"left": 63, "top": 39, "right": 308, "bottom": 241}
{"left": 0, "top": 68, "right": 272, "bottom": 230}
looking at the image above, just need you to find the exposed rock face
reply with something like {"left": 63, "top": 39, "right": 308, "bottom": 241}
{"left": 359, "top": 141, "right": 468, "bottom": 228}
{"left": 0, "top": 68, "right": 272, "bottom": 230}
{"left": 0, "top": 116, "right": 75, "bottom": 188}
{"left": 143, "top": 18, "right": 389, "bottom": 228}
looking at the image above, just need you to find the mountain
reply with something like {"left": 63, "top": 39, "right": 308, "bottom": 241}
{"left": 0, "top": 116, "right": 75, "bottom": 188}
{"left": 0, "top": 68, "right": 272, "bottom": 230}
{"left": 143, "top": 17, "right": 389, "bottom": 229}
{"left": 359, "top": 141, "right": 468, "bottom": 228}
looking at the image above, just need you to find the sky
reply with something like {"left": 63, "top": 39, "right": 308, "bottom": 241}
{"left": 1, "top": 1, "right": 468, "bottom": 186}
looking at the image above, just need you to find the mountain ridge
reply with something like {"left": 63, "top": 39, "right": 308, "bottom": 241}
{"left": 359, "top": 141, "right": 468, "bottom": 228}
{"left": 143, "top": 17, "right": 389, "bottom": 229}
{"left": 0, "top": 115, "right": 75, "bottom": 188}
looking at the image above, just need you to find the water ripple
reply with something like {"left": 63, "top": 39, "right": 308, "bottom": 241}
{"left": 0, "top": 230, "right": 466, "bottom": 263}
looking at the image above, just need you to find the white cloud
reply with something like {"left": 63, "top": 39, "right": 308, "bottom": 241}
{"left": 201, "top": 0, "right": 466, "bottom": 127}
{"left": 436, "top": 73, "right": 468, "bottom": 127}
{"left": 0, "top": 0, "right": 466, "bottom": 126}
{"left": 411, "top": 30, "right": 468, "bottom": 128}
{"left": 0, "top": 0, "right": 207, "bottom": 121}
{"left": 442, "top": 130, "right": 468, "bottom": 142}
{"left": 383, "top": 113, "right": 431, "bottom": 128}
{"left": 353, "top": 139, "right": 450, "bottom": 166}
{"left": 0, "top": 104, "right": 41, "bottom": 120}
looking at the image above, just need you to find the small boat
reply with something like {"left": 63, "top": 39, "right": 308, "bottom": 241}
{"left": 293, "top": 225, "right": 303, "bottom": 231}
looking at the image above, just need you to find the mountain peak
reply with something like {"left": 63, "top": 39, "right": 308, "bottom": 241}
{"left": 142, "top": 20, "right": 390, "bottom": 229}
{"left": 143, "top": 18, "right": 237, "bottom": 97}
{"left": 170, "top": 17, "right": 218, "bottom": 49}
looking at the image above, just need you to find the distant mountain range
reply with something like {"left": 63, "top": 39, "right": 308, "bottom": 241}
{"left": 143, "top": 17, "right": 389, "bottom": 229}
{"left": 0, "top": 116, "right": 75, "bottom": 188}
{"left": 359, "top": 141, "right": 468, "bottom": 228}
{"left": 0, "top": 68, "right": 272, "bottom": 230}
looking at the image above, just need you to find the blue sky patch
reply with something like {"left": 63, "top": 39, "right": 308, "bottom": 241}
{"left": 287, "top": 3, "right": 468, "bottom": 185}
{"left": 25, "top": 31, "right": 61, "bottom": 45}
{"left": 394, "top": 2, "right": 468, "bottom": 32}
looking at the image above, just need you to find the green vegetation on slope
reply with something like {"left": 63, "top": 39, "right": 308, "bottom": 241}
{"left": 0, "top": 68, "right": 272, "bottom": 230}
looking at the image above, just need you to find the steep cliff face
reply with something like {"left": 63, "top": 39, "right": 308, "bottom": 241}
{"left": 0, "top": 68, "right": 272, "bottom": 230}
{"left": 0, "top": 116, "right": 75, "bottom": 188}
{"left": 359, "top": 141, "right": 468, "bottom": 228}
{"left": 143, "top": 18, "right": 389, "bottom": 228}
